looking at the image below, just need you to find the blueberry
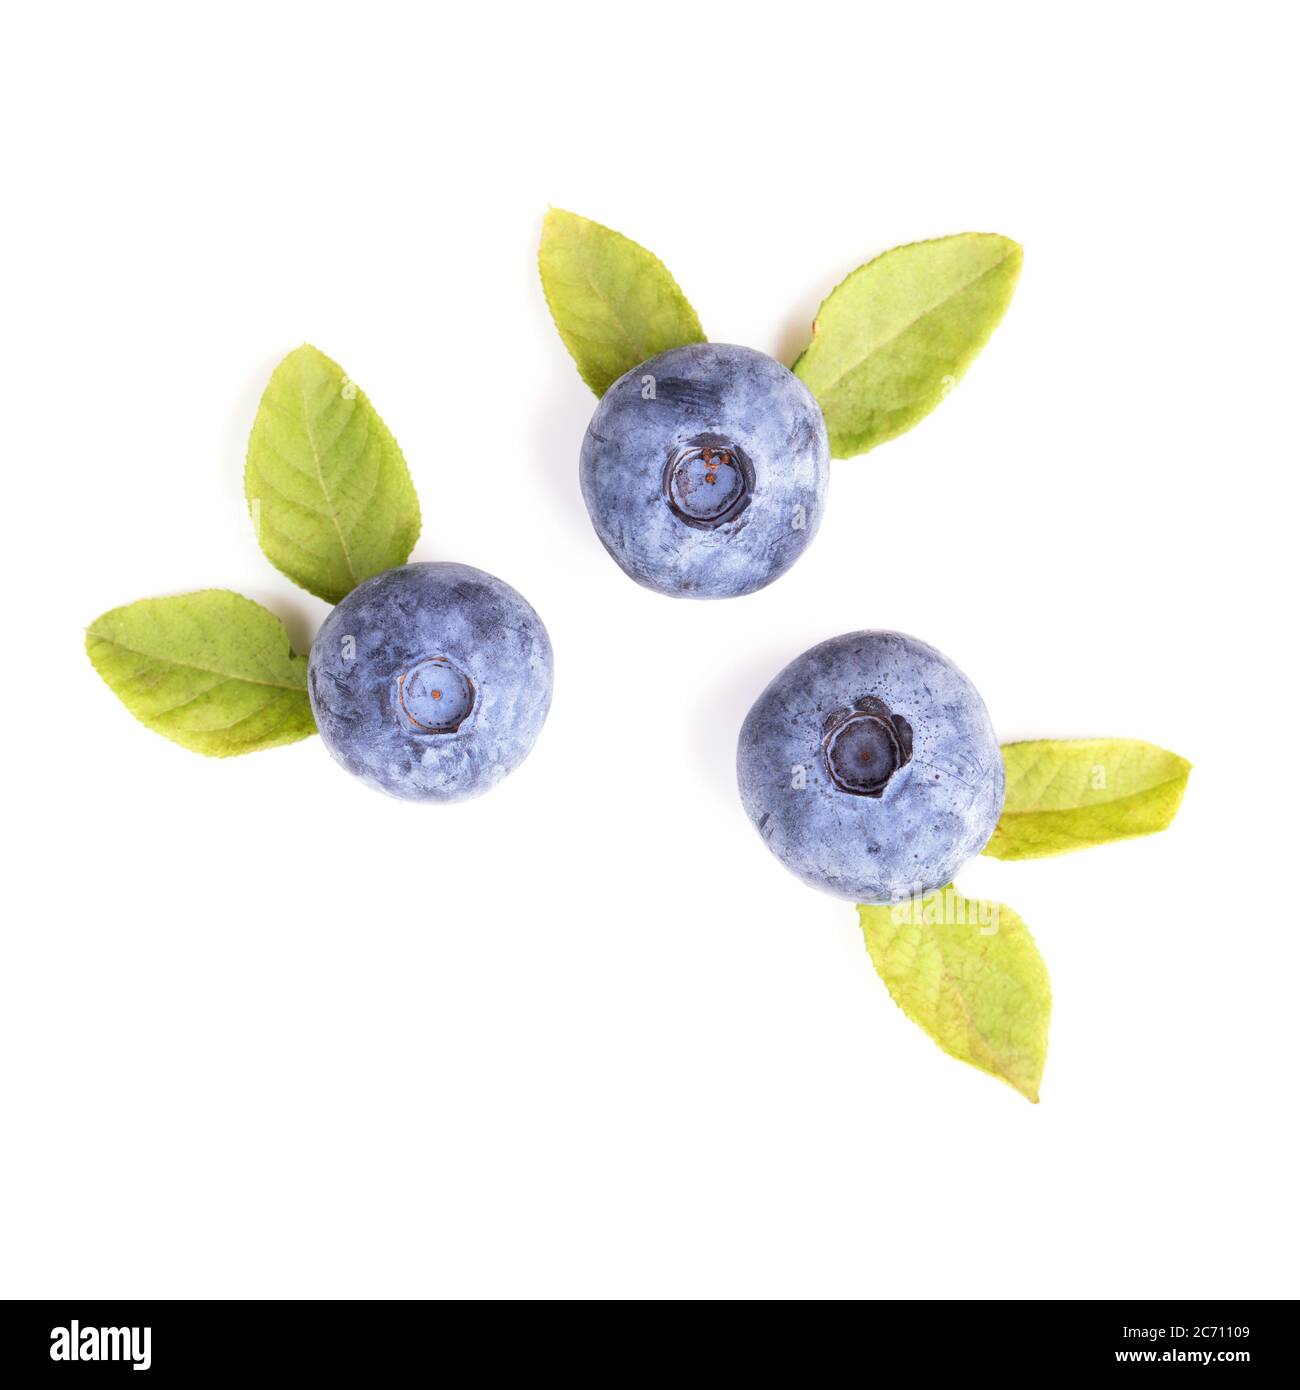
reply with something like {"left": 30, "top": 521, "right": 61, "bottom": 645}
{"left": 580, "top": 343, "right": 829, "bottom": 598}
{"left": 308, "top": 562, "right": 553, "bottom": 802}
{"left": 736, "top": 632, "right": 1004, "bottom": 902}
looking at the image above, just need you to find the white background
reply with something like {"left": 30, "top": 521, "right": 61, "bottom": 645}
{"left": 3, "top": 2, "right": 1295, "bottom": 1300}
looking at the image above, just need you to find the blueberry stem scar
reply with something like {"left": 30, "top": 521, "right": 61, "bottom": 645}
{"left": 662, "top": 435, "right": 756, "bottom": 530}
{"left": 821, "top": 695, "right": 914, "bottom": 798}
{"left": 398, "top": 656, "right": 475, "bottom": 734}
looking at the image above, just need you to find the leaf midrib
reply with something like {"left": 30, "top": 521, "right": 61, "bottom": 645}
{"left": 810, "top": 247, "right": 1018, "bottom": 399}
{"left": 571, "top": 234, "right": 650, "bottom": 366}
{"left": 88, "top": 633, "right": 305, "bottom": 692}
{"left": 1003, "top": 768, "right": 1187, "bottom": 817}
{"left": 296, "top": 352, "right": 358, "bottom": 587}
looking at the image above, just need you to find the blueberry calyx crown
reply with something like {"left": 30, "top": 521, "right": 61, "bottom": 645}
{"left": 397, "top": 656, "right": 476, "bottom": 734}
{"left": 662, "top": 434, "right": 754, "bottom": 529}
{"left": 822, "top": 696, "right": 914, "bottom": 798}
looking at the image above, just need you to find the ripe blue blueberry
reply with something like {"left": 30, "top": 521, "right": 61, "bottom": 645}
{"left": 308, "top": 562, "right": 553, "bottom": 802}
{"left": 580, "top": 343, "right": 829, "bottom": 598}
{"left": 736, "top": 632, "right": 1004, "bottom": 903}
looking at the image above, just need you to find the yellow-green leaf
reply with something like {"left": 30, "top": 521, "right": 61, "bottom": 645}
{"left": 245, "top": 344, "right": 420, "bottom": 604}
{"left": 86, "top": 590, "right": 315, "bottom": 757}
{"left": 859, "top": 887, "right": 1050, "bottom": 1102}
{"left": 985, "top": 739, "right": 1191, "bottom": 861}
{"left": 539, "top": 208, "right": 706, "bottom": 396}
{"left": 794, "top": 233, "right": 1022, "bottom": 457}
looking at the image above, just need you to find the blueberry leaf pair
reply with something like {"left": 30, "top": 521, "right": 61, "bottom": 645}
{"left": 88, "top": 346, "right": 420, "bottom": 756}
{"left": 538, "top": 208, "right": 1021, "bottom": 457}
{"left": 861, "top": 738, "right": 1190, "bottom": 1101}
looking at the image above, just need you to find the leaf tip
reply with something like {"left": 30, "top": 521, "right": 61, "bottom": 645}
{"left": 1014, "top": 1075, "right": 1042, "bottom": 1104}
{"left": 540, "top": 205, "right": 580, "bottom": 239}
{"left": 289, "top": 341, "right": 330, "bottom": 369}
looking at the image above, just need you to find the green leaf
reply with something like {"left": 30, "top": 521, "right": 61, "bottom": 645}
{"left": 985, "top": 739, "right": 1191, "bottom": 860}
{"left": 86, "top": 590, "right": 315, "bottom": 757}
{"left": 793, "top": 233, "right": 1022, "bottom": 457}
{"left": 859, "top": 886, "right": 1050, "bottom": 1102}
{"left": 245, "top": 344, "right": 420, "bottom": 603}
{"left": 539, "top": 208, "right": 706, "bottom": 396}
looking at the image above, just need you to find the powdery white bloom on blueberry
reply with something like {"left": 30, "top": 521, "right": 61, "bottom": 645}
{"left": 580, "top": 344, "right": 829, "bottom": 598}
{"left": 737, "top": 632, "right": 1004, "bottom": 902}
{"left": 309, "top": 563, "right": 553, "bottom": 802}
